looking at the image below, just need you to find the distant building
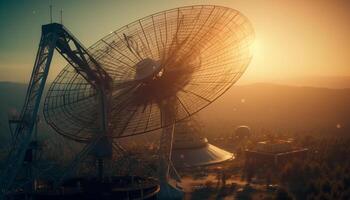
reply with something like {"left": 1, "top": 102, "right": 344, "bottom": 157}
{"left": 234, "top": 126, "right": 251, "bottom": 139}
{"left": 245, "top": 139, "right": 308, "bottom": 167}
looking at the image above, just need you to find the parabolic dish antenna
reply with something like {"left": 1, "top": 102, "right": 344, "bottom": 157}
{"left": 43, "top": 5, "right": 254, "bottom": 142}
{"left": 0, "top": 4, "right": 254, "bottom": 200}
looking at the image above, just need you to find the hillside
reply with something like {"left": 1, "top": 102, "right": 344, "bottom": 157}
{"left": 199, "top": 83, "right": 350, "bottom": 137}
{"left": 0, "top": 82, "right": 27, "bottom": 144}
{"left": 0, "top": 82, "right": 349, "bottom": 145}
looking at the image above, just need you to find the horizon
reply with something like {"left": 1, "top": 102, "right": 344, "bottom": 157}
{"left": 2, "top": 75, "right": 350, "bottom": 89}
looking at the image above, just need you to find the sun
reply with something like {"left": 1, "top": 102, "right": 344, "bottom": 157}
{"left": 250, "top": 39, "right": 261, "bottom": 57}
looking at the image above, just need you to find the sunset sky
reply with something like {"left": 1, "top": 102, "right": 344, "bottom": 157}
{"left": 0, "top": 0, "right": 349, "bottom": 86}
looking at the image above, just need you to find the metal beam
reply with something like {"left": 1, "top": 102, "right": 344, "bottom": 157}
{"left": 0, "top": 23, "right": 111, "bottom": 198}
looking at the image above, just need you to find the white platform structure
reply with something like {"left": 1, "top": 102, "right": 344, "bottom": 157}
{"left": 172, "top": 119, "right": 234, "bottom": 168}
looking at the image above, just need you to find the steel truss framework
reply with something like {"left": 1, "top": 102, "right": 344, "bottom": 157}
{"left": 0, "top": 23, "right": 110, "bottom": 197}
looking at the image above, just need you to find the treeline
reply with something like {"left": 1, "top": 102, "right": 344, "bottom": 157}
{"left": 278, "top": 137, "right": 350, "bottom": 199}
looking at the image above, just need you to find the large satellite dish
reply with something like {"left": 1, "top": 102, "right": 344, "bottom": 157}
{"left": 0, "top": 4, "right": 254, "bottom": 199}
{"left": 44, "top": 5, "right": 254, "bottom": 142}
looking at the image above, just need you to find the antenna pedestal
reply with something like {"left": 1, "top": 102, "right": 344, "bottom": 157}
{"left": 158, "top": 103, "right": 184, "bottom": 199}
{"left": 91, "top": 136, "right": 113, "bottom": 179}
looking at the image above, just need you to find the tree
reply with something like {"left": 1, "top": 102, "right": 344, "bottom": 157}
{"left": 275, "top": 188, "right": 293, "bottom": 200}
{"left": 305, "top": 181, "right": 319, "bottom": 197}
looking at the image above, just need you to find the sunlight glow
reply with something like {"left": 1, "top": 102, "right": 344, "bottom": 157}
{"left": 250, "top": 39, "right": 261, "bottom": 58}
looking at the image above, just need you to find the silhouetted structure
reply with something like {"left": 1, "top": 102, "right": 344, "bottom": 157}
{"left": 245, "top": 140, "right": 308, "bottom": 167}
{"left": 0, "top": 5, "right": 254, "bottom": 200}
{"left": 9, "top": 176, "right": 159, "bottom": 200}
{"left": 234, "top": 126, "right": 251, "bottom": 139}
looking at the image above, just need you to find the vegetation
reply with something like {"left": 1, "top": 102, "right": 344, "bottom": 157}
{"left": 238, "top": 136, "right": 350, "bottom": 200}
{"left": 279, "top": 137, "right": 350, "bottom": 200}
{"left": 1, "top": 82, "right": 349, "bottom": 199}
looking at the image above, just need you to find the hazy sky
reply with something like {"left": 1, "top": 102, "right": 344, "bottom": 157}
{"left": 0, "top": 0, "right": 349, "bottom": 84}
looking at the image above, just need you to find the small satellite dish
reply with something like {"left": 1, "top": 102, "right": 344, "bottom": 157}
{"left": 234, "top": 125, "right": 251, "bottom": 139}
